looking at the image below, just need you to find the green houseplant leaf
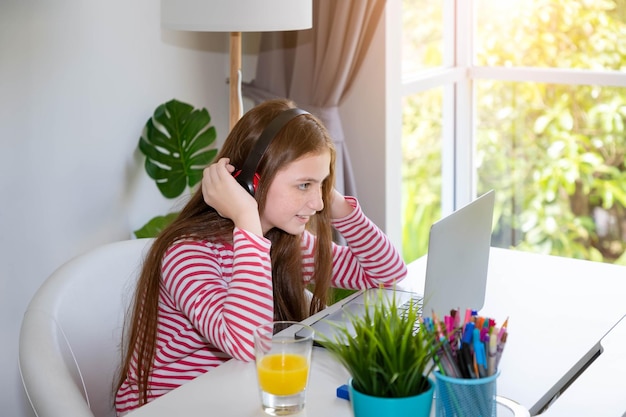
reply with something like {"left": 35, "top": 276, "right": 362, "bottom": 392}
{"left": 133, "top": 213, "right": 180, "bottom": 239}
{"left": 134, "top": 99, "right": 218, "bottom": 238}
{"left": 318, "top": 290, "right": 439, "bottom": 398}
{"left": 139, "top": 99, "right": 218, "bottom": 198}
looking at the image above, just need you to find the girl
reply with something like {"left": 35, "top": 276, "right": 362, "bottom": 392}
{"left": 115, "top": 98, "right": 406, "bottom": 415}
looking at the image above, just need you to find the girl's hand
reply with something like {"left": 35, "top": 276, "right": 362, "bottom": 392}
{"left": 202, "top": 158, "right": 263, "bottom": 236}
{"left": 329, "top": 188, "right": 355, "bottom": 219}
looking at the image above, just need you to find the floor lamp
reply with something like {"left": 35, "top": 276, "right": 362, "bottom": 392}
{"left": 161, "top": 0, "right": 313, "bottom": 130}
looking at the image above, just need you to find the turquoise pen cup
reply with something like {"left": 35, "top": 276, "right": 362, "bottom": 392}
{"left": 434, "top": 370, "right": 499, "bottom": 417}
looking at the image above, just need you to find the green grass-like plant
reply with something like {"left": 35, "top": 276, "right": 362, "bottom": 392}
{"left": 318, "top": 290, "right": 439, "bottom": 398}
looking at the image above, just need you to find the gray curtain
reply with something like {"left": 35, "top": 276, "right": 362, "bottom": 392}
{"left": 242, "top": 0, "right": 385, "bottom": 196}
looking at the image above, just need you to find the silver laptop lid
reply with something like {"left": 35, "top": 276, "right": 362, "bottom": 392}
{"left": 422, "top": 189, "right": 495, "bottom": 318}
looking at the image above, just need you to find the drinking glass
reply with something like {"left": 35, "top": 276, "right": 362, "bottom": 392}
{"left": 254, "top": 321, "right": 314, "bottom": 416}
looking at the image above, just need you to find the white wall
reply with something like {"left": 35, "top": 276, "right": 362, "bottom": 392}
{"left": 0, "top": 2, "right": 387, "bottom": 416}
{"left": 0, "top": 1, "right": 232, "bottom": 416}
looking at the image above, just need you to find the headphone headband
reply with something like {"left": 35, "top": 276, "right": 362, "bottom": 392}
{"left": 235, "top": 107, "right": 310, "bottom": 195}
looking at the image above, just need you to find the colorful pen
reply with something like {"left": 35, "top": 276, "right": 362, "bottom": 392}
{"left": 496, "top": 331, "right": 508, "bottom": 368}
{"left": 463, "top": 308, "right": 472, "bottom": 326}
{"left": 460, "top": 322, "right": 476, "bottom": 378}
{"left": 488, "top": 330, "right": 497, "bottom": 376}
{"left": 498, "top": 317, "right": 509, "bottom": 342}
{"left": 473, "top": 327, "right": 487, "bottom": 378}
{"left": 425, "top": 310, "right": 509, "bottom": 379}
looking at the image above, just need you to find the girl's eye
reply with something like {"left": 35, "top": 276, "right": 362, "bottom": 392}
{"left": 298, "top": 183, "right": 311, "bottom": 191}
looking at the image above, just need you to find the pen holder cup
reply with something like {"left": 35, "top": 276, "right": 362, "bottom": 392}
{"left": 434, "top": 370, "right": 499, "bottom": 417}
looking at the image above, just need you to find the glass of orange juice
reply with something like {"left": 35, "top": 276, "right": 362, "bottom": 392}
{"left": 254, "top": 321, "right": 314, "bottom": 415}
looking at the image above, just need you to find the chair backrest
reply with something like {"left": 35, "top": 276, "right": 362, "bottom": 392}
{"left": 19, "top": 238, "right": 154, "bottom": 417}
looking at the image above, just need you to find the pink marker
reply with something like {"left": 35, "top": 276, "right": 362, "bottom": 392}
{"left": 463, "top": 308, "right": 472, "bottom": 325}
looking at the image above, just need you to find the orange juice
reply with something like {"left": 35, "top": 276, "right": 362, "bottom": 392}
{"left": 257, "top": 353, "right": 309, "bottom": 396}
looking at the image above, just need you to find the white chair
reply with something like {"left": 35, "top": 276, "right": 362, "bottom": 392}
{"left": 19, "top": 238, "right": 154, "bottom": 417}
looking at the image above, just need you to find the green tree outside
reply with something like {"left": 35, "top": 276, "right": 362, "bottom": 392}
{"left": 402, "top": 0, "right": 626, "bottom": 265}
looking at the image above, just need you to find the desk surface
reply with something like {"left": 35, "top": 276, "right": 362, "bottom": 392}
{"left": 126, "top": 248, "right": 626, "bottom": 417}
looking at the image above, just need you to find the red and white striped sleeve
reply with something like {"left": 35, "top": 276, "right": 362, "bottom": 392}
{"left": 326, "top": 196, "right": 407, "bottom": 289}
{"left": 161, "top": 228, "right": 274, "bottom": 362}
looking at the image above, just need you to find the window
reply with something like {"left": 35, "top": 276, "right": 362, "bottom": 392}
{"left": 398, "top": 0, "right": 626, "bottom": 265}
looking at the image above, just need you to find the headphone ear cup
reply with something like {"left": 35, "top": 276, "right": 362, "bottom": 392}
{"left": 252, "top": 173, "right": 260, "bottom": 192}
{"left": 232, "top": 169, "right": 260, "bottom": 196}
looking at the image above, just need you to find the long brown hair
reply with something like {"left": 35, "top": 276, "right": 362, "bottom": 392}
{"left": 116, "top": 98, "right": 337, "bottom": 406}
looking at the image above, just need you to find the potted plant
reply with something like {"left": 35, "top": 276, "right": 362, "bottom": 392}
{"left": 134, "top": 99, "right": 218, "bottom": 238}
{"left": 318, "top": 291, "right": 439, "bottom": 417}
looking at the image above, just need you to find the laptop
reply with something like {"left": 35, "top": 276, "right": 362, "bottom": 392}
{"left": 306, "top": 189, "right": 495, "bottom": 344}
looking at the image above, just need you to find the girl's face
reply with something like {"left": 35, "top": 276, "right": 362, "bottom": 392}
{"left": 261, "top": 151, "right": 331, "bottom": 235}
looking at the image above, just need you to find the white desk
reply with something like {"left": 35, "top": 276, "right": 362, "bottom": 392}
{"left": 126, "top": 248, "right": 626, "bottom": 417}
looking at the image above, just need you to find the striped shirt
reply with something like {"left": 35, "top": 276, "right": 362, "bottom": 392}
{"left": 115, "top": 197, "right": 406, "bottom": 415}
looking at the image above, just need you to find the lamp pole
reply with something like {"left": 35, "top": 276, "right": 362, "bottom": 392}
{"left": 229, "top": 31, "right": 242, "bottom": 131}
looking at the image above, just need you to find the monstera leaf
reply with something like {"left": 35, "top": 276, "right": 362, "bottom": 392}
{"left": 134, "top": 99, "right": 218, "bottom": 238}
{"left": 139, "top": 99, "right": 217, "bottom": 198}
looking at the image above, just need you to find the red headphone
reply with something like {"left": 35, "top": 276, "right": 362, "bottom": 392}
{"left": 233, "top": 107, "right": 310, "bottom": 196}
{"left": 232, "top": 169, "right": 260, "bottom": 193}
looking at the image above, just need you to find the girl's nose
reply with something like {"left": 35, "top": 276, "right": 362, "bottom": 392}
{"left": 308, "top": 187, "right": 324, "bottom": 211}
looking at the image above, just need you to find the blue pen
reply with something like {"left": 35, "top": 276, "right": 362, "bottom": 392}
{"left": 462, "top": 322, "right": 475, "bottom": 342}
{"left": 473, "top": 327, "right": 487, "bottom": 378}
{"left": 459, "top": 322, "right": 476, "bottom": 378}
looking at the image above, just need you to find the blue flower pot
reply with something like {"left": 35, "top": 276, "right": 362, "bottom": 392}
{"left": 348, "top": 378, "right": 434, "bottom": 417}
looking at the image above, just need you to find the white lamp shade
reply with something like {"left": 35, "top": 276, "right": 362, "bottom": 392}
{"left": 161, "top": 0, "right": 313, "bottom": 32}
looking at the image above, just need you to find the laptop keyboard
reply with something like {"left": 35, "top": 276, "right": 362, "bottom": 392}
{"left": 397, "top": 294, "right": 424, "bottom": 333}
{"left": 398, "top": 294, "right": 424, "bottom": 315}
